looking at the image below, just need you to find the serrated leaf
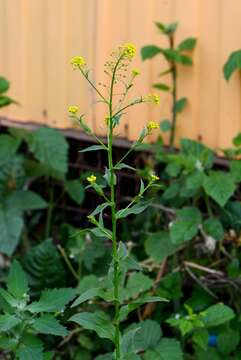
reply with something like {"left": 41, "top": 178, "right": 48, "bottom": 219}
{"left": 145, "top": 231, "right": 178, "bottom": 263}
{"left": 0, "top": 206, "right": 23, "bottom": 255}
{"left": 7, "top": 260, "right": 29, "bottom": 298}
{"left": 0, "top": 134, "right": 20, "bottom": 166}
{"left": 217, "top": 329, "right": 240, "bottom": 355}
{"left": 223, "top": 49, "right": 241, "bottom": 81}
{"left": 79, "top": 144, "right": 106, "bottom": 153}
{"left": 144, "top": 338, "right": 183, "bottom": 360}
{"left": 192, "top": 329, "right": 209, "bottom": 350}
{"left": 17, "top": 342, "right": 43, "bottom": 360}
{"left": 124, "top": 272, "right": 153, "bottom": 300}
{"left": 230, "top": 159, "right": 241, "bottom": 182}
{"left": 202, "top": 218, "right": 224, "bottom": 241}
{"left": 170, "top": 207, "right": 202, "bottom": 245}
{"left": 65, "top": 180, "right": 85, "bottom": 204}
{"left": 6, "top": 190, "right": 47, "bottom": 210}
{"left": 120, "top": 296, "right": 167, "bottom": 321}
{"left": 203, "top": 171, "right": 235, "bottom": 207}
{"left": 132, "top": 320, "right": 162, "bottom": 351}
{"left": 32, "top": 315, "right": 68, "bottom": 336}
{"left": 121, "top": 327, "right": 141, "bottom": 354}
{"left": 26, "top": 127, "right": 69, "bottom": 180}
{"left": 174, "top": 97, "right": 187, "bottom": 113}
{"left": 141, "top": 45, "right": 162, "bottom": 60}
{"left": 28, "top": 288, "right": 76, "bottom": 313}
{"left": 69, "top": 311, "right": 115, "bottom": 342}
{"left": 178, "top": 37, "right": 197, "bottom": 52}
{"left": 0, "top": 314, "right": 21, "bottom": 331}
{"left": 203, "top": 303, "right": 235, "bottom": 327}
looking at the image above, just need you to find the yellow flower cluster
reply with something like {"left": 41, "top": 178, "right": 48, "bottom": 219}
{"left": 121, "top": 43, "right": 136, "bottom": 59}
{"left": 70, "top": 56, "right": 86, "bottom": 69}
{"left": 87, "top": 174, "right": 96, "bottom": 183}
{"left": 145, "top": 93, "right": 160, "bottom": 105}
{"left": 132, "top": 68, "right": 141, "bottom": 76}
{"left": 147, "top": 121, "right": 159, "bottom": 132}
{"left": 68, "top": 105, "right": 79, "bottom": 114}
{"left": 150, "top": 173, "right": 160, "bottom": 181}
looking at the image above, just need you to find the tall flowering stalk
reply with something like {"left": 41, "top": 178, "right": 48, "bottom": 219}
{"left": 68, "top": 44, "right": 163, "bottom": 359}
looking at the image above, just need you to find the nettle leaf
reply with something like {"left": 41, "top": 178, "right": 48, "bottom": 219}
{"left": 144, "top": 338, "right": 183, "bottom": 360}
{"left": 132, "top": 320, "right": 162, "bottom": 352}
{"left": 22, "top": 239, "right": 66, "bottom": 293}
{"left": 160, "top": 119, "right": 172, "bottom": 132}
{"left": 170, "top": 207, "right": 202, "bottom": 245}
{"left": 0, "top": 206, "right": 23, "bottom": 255}
{"left": 203, "top": 171, "right": 235, "bottom": 207}
{"left": 202, "top": 218, "right": 224, "bottom": 241}
{"left": 116, "top": 201, "right": 150, "bottom": 219}
{"left": 71, "top": 287, "right": 101, "bottom": 307}
{"left": 32, "top": 315, "right": 68, "bottom": 337}
{"left": 65, "top": 180, "right": 85, "bottom": 205}
{"left": 155, "top": 21, "right": 178, "bottom": 35}
{"left": 223, "top": 49, "right": 241, "bottom": 81}
{"left": 153, "top": 83, "right": 170, "bottom": 92}
{"left": 6, "top": 190, "right": 47, "bottom": 210}
{"left": 174, "top": 97, "right": 187, "bottom": 113}
{"left": 16, "top": 335, "right": 43, "bottom": 360}
{"left": 217, "top": 329, "right": 240, "bottom": 355}
{"left": 0, "top": 134, "right": 20, "bottom": 166}
{"left": 0, "top": 314, "right": 21, "bottom": 331}
{"left": 7, "top": 260, "right": 29, "bottom": 298}
{"left": 0, "top": 76, "right": 10, "bottom": 93}
{"left": 230, "top": 159, "right": 241, "bottom": 182}
{"left": 79, "top": 144, "right": 107, "bottom": 153}
{"left": 124, "top": 272, "right": 153, "bottom": 300}
{"left": 177, "top": 37, "right": 197, "bottom": 52}
{"left": 203, "top": 303, "right": 235, "bottom": 327}
{"left": 145, "top": 231, "right": 179, "bottom": 263}
{"left": 28, "top": 288, "right": 76, "bottom": 313}
{"left": 162, "top": 49, "right": 192, "bottom": 65}
{"left": 26, "top": 127, "right": 69, "bottom": 180}
{"left": 141, "top": 45, "right": 162, "bottom": 60}
{"left": 69, "top": 311, "right": 115, "bottom": 342}
{"left": 121, "top": 327, "right": 141, "bottom": 354}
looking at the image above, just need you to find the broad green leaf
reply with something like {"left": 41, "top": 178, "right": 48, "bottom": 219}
{"left": 174, "top": 97, "right": 187, "bottom": 113}
{"left": 233, "top": 132, "right": 241, "bottom": 146}
{"left": 203, "top": 171, "right": 235, "bottom": 207}
{"left": 153, "top": 83, "right": 170, "bottom": 91}
{"left": 192, "top": 329, "right": 209, "bottom": 350}
{"left": 195, "top": 348, "right": 220, "bottom": 360}
{"left": 178, "top": 38, "right": 197, "bottom": 52}
{"left": 203, "top": 303, "right": 235, "bottom": 327}
{"left": 0, "top": 76, "right": 10, "bottom": 93}
{"left": 132, "top": 320, "right": 162, "bottom": 351}
{"left": 0, "top": 314, "right": 21, "bottom": 331}
{"left": 95, "top": 354, "right": 113, "bottom": 360}
{"left": 79, "top": 144, "right": 107, "bottom": 153}
{"left": 69, "top": 311, "right": 115, "bottom": 342}
{"left": 223, "top": 49, "right": 241, "bottom": 81}
{"left": 145, "top": 231, "right": 178, "bottom": 263}
{"left": 160, "top": 119, "right": 172, "bottom": 132}
{"left": 162, "top": 49, "right": 192, "bottom": 65}
{"left": 116, "top": 201, "right": 150, "bottom": 219}
{"left": 185, "top": 171, "right": 205, "bottom": 191}
{"left": 26, "top": 127, "right": 69, "bottom": 179}
{"left": 16, "top": 335, "right": 43, "bottom": 360}
{"left": 7, "top": 260, "right": 29, "bottom": 298}
{"left": 202, "top": 218, "right": 224, "bottom": 241}
{"left": 0, "top": 206, "right": 23, "bottom": 255}
{"left": 121, "top": 327, "right": 141, "bottom": 353}
{"left": 217, "top": 329, "right": 240, "bottom": 355}
{"left": 144, "top": 338, "right": 183, "bottom": 360}
{"left": 155, "top": 22, "right": 178, "bottom": 35}
{"left": 124, "top": 272, "right": 153, "bottom": 300}
{"left": 71, "top": 287, "right": 101, "bottom": 307}
{"left": 65, "top": 180, "right": 85, "bottom": 204}
{"left": 28, "top": 288, "right": 76, "bottom": 313}
{"left": 230, "top": 159, "right": 241, "bottom": 182}
{"left": 0, "top": 134, "right": 20, "bottom": 166}
{"left": 141, "top": 45, "right": 162, "bottom": 60}
{"left": 32, "top": 314, "right": 68, "bottom": 336}
{"left": 170, "top": 207, "right": 202, "bottom": 245}
{"left": 6, "top": 190, "right": 47, "bottom": 210}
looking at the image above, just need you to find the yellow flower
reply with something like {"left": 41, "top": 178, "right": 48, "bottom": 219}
{"left": 132, "top": 68, "right": 141, "bottom": 76}
{"left": 121, "top": 43, "right": 136, "bottom": 59}
{"left": 147, "top": 121, "right": 159, "bottom": 132}
{"left": 68, "top": 105, "right": 79, "bottom": 114}
{"left": 145, "top": 93, "right": 160, "bottom": 105}
{"left": 150, "top": 173, "right": 160, "bottom": 181}
{"left": 87, "top": 174, "right": 97, "bottom": 184}
{"left": 70, "top": 56, "right": 86, "bottom": 69}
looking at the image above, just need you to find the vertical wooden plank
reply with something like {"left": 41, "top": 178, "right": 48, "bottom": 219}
{"left": 0, "top": 0, "right": 9, "bottom": 118}
{"left": 218, "top": 0, "right": 241, "bottom": 148}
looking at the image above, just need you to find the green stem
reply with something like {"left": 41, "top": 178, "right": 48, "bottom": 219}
{"left": 108, "top": 57, "right": 121, "bottom": 360}
{"left": 57, "top": 245, "right": 80, "bottom": 282}
{"left": 45, "top": 182, "right": 54, "bottom": 239}
{"left": 168, "top": 35, "right": 177, "bottom": 148}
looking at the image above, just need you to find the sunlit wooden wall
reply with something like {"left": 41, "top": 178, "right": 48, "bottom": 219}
{"left": 0, "top": 0, "right": 241, "bottom": 149}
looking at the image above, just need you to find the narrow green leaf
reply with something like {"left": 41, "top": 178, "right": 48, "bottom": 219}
{"left": 223, "top": 49, "right": 241, "bottom": 81}
{"left": 153, "top": 83, "right": 170, "bottom": 92}
{"left": 177, "top": 37, "right": 197, "bottom": 52}
{"left": 71, "top": 288, "right": 101, "bottom": 307}
{"left": 116, "top": 201, "right": 150, "bottom": 219}
{"left": 174, "top": 97, "right": 187, "bottom": 113}
{"left": 79, "top": 144, "right": 107, "bottom": 153}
